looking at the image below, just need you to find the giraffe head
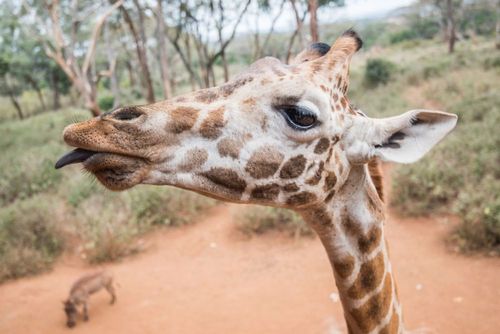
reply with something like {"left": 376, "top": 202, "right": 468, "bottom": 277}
{"left": 56, "top": 30, "right": 457, "bottom": 209}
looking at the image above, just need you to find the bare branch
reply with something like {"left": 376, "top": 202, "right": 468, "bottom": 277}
{"left": 82, "top": 0, "right": 123, "bottom": 75}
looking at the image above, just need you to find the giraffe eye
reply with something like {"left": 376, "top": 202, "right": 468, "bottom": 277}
{"left": 278, "top": 105, "right": 318, "bottom": 130}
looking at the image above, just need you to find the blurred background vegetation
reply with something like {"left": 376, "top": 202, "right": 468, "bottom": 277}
{"left": 0, "top": 0, "right": 498, "bottom": 283}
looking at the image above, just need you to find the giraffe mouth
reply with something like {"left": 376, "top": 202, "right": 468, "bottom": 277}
{"left": 56, "top": 149, "right": 149, "bottom": 190}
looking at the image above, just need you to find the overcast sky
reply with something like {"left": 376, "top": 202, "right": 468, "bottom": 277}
{"left": 238, "top": 0, "right": 416, "bottom": 34}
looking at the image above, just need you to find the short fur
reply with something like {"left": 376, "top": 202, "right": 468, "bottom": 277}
{"left": 63, "top": 271, "right": 116, "bottom": 328}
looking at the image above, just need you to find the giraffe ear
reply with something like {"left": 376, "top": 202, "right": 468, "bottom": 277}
{"left": 372, "top": 110, "right": 457, "bottom": 164}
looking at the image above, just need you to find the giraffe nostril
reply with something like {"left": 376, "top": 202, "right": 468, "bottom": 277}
{"left": 112, "top": 107, "right": 143, "bottom": 121}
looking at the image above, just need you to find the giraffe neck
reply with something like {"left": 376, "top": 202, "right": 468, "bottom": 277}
{"left": 300, "top": 164, "right": 402, "bottom": 334}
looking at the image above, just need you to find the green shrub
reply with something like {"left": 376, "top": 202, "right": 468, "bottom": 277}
{"left": 390, "top": 30, "right": 418, "bottom": 44}
{"left": 129, "top": 187, "right": 215, "bottom": 228}
{"left": 0, "top": 197, "right": 64, "bottom": 282}
{"left": 0, "top": 144, "right": 63, "bottom": 206}
{"left": 98, "top": 95, "right": 115, "bottom": 111}
{"left": 364, "top": 59, "right": 395, "bottom": 87}
{"left": 73, "top": 187, "right": 216, "bottom": 264}
{"left": 236, "top": 206, "right": 312, "bottom": 237}
{"left": 391, "top": 93, "right": 500, "bottom": 253}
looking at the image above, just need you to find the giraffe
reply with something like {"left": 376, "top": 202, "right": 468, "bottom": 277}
{"left": 55, "top": 30, "right": 457, "bottom": 333}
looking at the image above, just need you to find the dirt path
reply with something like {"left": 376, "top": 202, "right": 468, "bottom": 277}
{"left": 1, "top": 193, "right": 499, "bottom": 333}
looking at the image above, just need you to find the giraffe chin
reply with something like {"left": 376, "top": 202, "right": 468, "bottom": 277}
{"left": 82, "top": 152, "right": 149, "bottom": 191}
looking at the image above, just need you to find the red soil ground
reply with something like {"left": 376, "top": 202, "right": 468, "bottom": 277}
{"left": 1, "top": 175, "right": 499, "bottom": 333}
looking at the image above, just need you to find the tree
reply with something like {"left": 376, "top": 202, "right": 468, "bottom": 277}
{"left": 23, "top": 0, "right": 124, "bottom": 116}
{"left": 0, "top": 57, "right": 24, "bottom": 119}
{"left": 155, "top": 0, "right": 173, "bottom": 99}
{"left": 308, "top": 0, "right": 319, "bottom": 43}
{"left": 169, "top": 0, "right": 251, "bottom": 87}
{"left": 114, "top": 0, "right": 156, "bottom": 103}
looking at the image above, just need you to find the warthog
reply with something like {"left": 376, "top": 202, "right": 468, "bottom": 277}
{"left": 63, "top": 271, "right": 116, "bottom": 328}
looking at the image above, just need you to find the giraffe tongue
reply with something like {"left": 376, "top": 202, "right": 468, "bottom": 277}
{"left": 55, "top": 148, "right": 97, "bottom": 169}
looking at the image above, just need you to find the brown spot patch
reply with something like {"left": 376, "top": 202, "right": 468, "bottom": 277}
{"left": 195, "top": 89, "right": 219, "bottom": 103}
{"left": 260, "top": 78, "right": 272, "bottom": 85}
{"left": 350, "top": 275, "right": 393, "bottom": 333}
{"left": 333, "top": 255, "right": 355, "bottom": 279}
{"left": 202, "top": 167, "right": 246, "bottom": 193}
{"left": 342, "top": 214, "right": 362, "bottom": 236}
{"left": 217, "top": 137, "right": 242, "bottom": 159}
{"left": 323, "top": 171, "right": 337, "bottom": 192}
{"left": 347, "top": 252, "right": 385, "bottom": 299}
{"left": 314, "top": 138, "right": 330, "bottom": 154}
{"left": 242, "top": 97, "right": 256, "bottom": 107}
{"left": 179, "top": 148, "right": 208, "bottom": 172}
{"left": 245, "top": 146, "right": 284, "bottom": 179}
{"left": 283, "top": 182, "right": 300, "bottom": 192}
{"left": 325, "top": 189, "right": 336, "bottom": 202}
{"left": 320, "top": 84, "right": 328, "bottom": 92}
{"left": 311, "top": 62, "right": 323, "bottom": 74}
{"left": 359, "top": 226, "right": 382, "bottom": 254}
{"left": 251, "top": 183, "right": 280, "bottom": 201}
{"left": 332, "top": 92, "right": 339, "bottom": 102}
{"left": 220, "top": 76, "right": 254, "bottom": 97}
{"left": 199, "top": 107, "right": 225, "bottom": 139}
{"left": 340, "top": 97, "right": 348, "bottom": 109}
{"left": 280, "top": 155, "right": 307, "bottom": 179}
{"left": 380, "top": 307, "right": 399, "bottom": 334}
{"left": 167, "top": 107, "right": 199, "bottom": 133}
{"left": 286, "top": 191, "right": 317, "bottom": 206}
{"left": 306, "top": 161, "right": 324, "bottom": 185}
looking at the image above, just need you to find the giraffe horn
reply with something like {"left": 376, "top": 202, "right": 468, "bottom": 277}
{"left": 328, "top": 29, "right": 363, "bottom": 60}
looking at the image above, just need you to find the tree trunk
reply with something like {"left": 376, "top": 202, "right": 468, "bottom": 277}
{"left": 183, "top": 35, "right": 197, "bottom": 90}
{"left": 446, "top": 0, "right": 456, "bottom": 53}
{"left": 290, "top": 0, "right": 306, "bottom": 49}
{"left": 221, "top": 50, "right": 229, "bottom": 82}
{"left": 8, "top": 90, "right": 24, "bottom": 119}
{"left": 104, "top": 24, "right": 121, "bottom": 108}
{"left": 25, "top": 75, "right": 46, "bottom": 111}
{"left": 118, "top": 2, "right": 155, "bottom": 103}
{"left": 124, "top": 59, "right": 136, "bottom": 87}
{"left": 309, "top": 0, "right": 319, "bottom": 43}
{"left": 51, "top": 70, "right": 61, "bottom": 110}
{"left": 156, "top": 0, "right": 172, "bottom": 99}
{"left": 496, "top": 12, "right": 500, "bottom": 49}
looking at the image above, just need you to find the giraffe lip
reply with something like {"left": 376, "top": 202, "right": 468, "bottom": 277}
{"left": 55, "top": 148, "right": 98, "bottom": 169}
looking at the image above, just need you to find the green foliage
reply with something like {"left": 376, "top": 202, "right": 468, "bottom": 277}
{"left": 236, "top": 206, "right": 312, "bottom": 237}
{"left": 364, "top": 59, "right": 395, "bottom": 87}
{"left": 0, "top": 196, "right": 64, "bottom": 282}
{"left": 390, "top": 30, "right": 418, "bottom": 44}
{"left": 98, "top": 95, "right": 115, "bottom": 111}
{"left": 461, "top": 5, "right": 497, "bottom": 36}
{"left": 390, "top": 55, "right": 500, "bottom": 254}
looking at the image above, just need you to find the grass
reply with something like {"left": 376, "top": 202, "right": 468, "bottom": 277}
{"left": 368, "top": 39, "right": 500, "bottom": 254}
{"left": 235, "top": 206, "right": 312, "bottom": 238}
{"left": 0, "top": 108, "right": 215, "bottom": 281}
